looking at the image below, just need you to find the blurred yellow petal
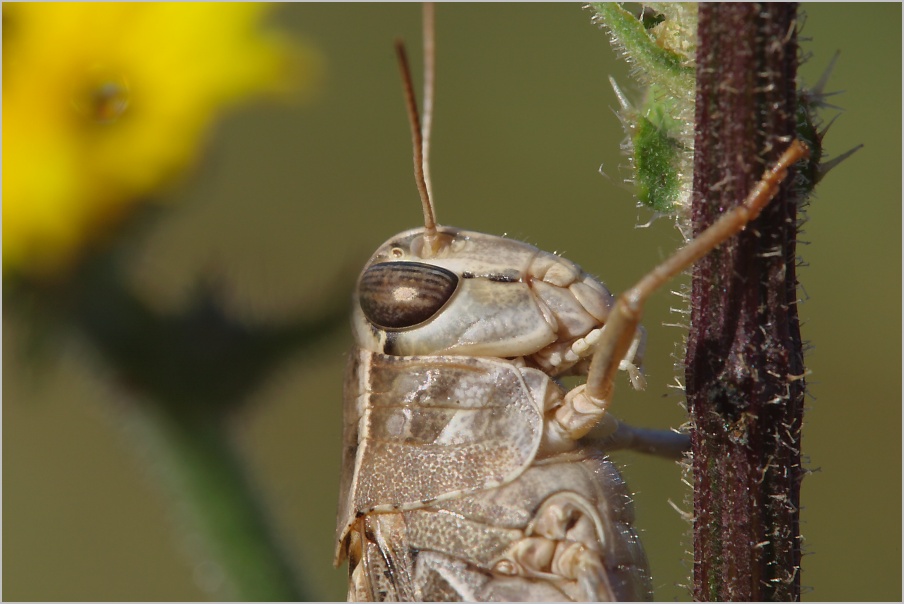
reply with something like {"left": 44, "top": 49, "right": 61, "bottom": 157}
{"left": 2, "top": 2, "right": 320, "bottom": 279}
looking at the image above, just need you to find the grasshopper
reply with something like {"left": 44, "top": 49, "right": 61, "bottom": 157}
{"left": 335, "top": 6, "right": 808, "bottom": 601}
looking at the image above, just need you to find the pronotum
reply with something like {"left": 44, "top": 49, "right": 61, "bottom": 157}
{"left": 334, "top": 6, "right": 808, "bottom": 601}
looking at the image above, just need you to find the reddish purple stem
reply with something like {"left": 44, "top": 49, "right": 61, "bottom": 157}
{"left": 687, "top": 4, "right": 805, "bottom": 601}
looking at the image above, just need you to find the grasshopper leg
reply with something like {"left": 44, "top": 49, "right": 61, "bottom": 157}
{"left": 552, "top": 140, "right": 810, "bottom": 442}
{"left": 585, "top": 416, "right": 691, "bottom": 460}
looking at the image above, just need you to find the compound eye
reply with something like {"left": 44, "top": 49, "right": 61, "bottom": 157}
{"left": 359, "top": 261, "right": 459, "bottom": 329}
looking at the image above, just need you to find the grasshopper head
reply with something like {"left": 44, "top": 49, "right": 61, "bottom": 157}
{"left": 353, "top": 225, "right": 645, "bottom": 384}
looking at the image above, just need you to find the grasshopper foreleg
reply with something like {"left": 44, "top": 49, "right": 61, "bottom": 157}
{"left": 552, "top": 140, "right": 810, "bottom": 444}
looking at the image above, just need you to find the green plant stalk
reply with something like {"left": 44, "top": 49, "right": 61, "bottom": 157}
{"left": 590, "top": 3, "right": 696, "bottom": 214}
{"left": 590, "top": 2, "right": 694, "bottom": 95}
{"left": 126, "top": 400, "right": 307, "bottom": 601}
{"left": 632, "top": 91, "right": 685, "bottom": 213}
{"left": 44, "top": 224, "right": 347, "bottom": 601}
{"left": 686, "top": 3, "right": 805, "bottom": 601}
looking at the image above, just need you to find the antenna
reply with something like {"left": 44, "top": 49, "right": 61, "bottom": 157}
{"left": 395, "top": 3, "right": 440, "bottom": 256}
{"left": 421, "top": 3, "right": 435, "bottom": 206}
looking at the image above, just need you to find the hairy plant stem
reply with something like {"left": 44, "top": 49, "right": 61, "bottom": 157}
{"left": 687, "top": 3, "right": 805, "bottom": 601}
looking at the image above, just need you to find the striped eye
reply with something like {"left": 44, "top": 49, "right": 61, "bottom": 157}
{"left": 359, "top": 262, "right": 459, "bottom": 329}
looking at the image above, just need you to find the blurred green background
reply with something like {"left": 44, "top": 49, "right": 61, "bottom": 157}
{"left": 4, "top": 4, "right": 900, "bottom": 601}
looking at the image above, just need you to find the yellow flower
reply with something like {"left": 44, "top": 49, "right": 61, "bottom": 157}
{"left": 3, "top": 3, "right": 318, "bottom": 278}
